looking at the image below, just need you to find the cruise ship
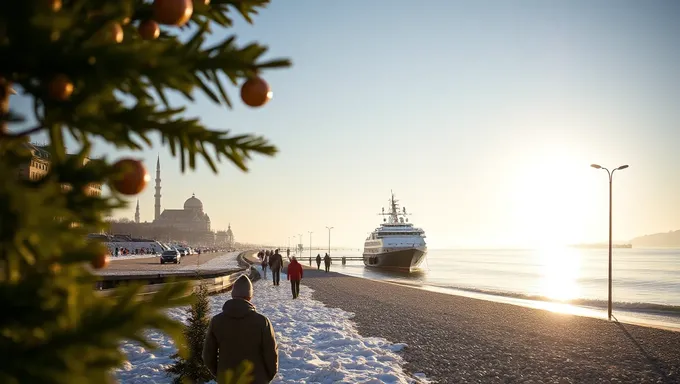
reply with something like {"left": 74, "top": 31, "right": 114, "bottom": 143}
{"left": 363, "top": 192, "right": 427, "bottom": 271}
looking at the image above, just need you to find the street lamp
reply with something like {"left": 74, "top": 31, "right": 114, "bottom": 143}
{"left": 591, "top": 163, "right": 629, "bottom": 321}
{"left": 326, "top": 226, "right": 334, "bottom": 256}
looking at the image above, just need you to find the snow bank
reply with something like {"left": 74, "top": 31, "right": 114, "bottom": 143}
{"left": 114, "top": 268, "right": 427, "bottom": 383}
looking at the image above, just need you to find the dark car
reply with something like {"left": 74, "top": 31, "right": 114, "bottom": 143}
{"left": 160, "top": 250, "right": 181, "bottom": 264}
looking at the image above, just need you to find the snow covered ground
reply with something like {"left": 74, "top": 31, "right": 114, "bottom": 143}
{"left": 114, "top": 267, "right": 428, "bottom": 383}
{"left": 178, "top": 251, "right": 241, "bottom": 271}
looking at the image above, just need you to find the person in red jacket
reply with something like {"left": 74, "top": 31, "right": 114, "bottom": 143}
{"left": 287, "top": 256, "right": 304, "bottom": 299}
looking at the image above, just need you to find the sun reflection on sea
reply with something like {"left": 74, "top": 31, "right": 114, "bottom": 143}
{"left": 537, "top": 246, "right": 582, "bottom": 302}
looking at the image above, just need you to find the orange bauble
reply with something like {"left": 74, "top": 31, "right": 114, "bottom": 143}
{"left": 47, "top": 74, "right": 74, "bottom": 101}
{"left": 153, "top": 0, "right": 193, "bottom": 26}
{"left": 107, "top": 22, "right": 124, "bottom": 43}
{"left": 138, "top": 20, "right": 160, "bottom": 40}
{"left": 91, "top": 253, "right": 109, "bottom": 269}
{"left": 240, "top": 77, "right": 272, "bottom": 108}
{"left": 111, "top": 158, "right": 149, "bottom": 195}
{"left": 48, "top": 0, "right": 62, "bottom": 12}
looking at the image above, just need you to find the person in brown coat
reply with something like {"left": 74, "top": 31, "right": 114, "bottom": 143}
{"left": 202, "top": 275, "right": 279, "bottom": 383}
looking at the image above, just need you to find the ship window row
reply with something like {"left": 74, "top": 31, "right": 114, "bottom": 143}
{"left": 377, "top": 232, "right": 422, "bottom": 237}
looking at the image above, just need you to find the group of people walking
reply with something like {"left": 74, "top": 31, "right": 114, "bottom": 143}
{"left": 257, "top": 249, "right": 304, "bottom": 299}
{"left": 202, "top": 249, "right": 339, "bottom": 382}
{"left": 315, "top": 253, "right": 332, "bottom": 272}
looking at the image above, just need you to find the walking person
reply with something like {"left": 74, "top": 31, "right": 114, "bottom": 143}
{"left": 287, "top": 256, "right": 303, "bottom": 299}
{"left": 260, "top": 250, "right": 268, "bottom": 278}
{"left": 286, "top": 248, "right": 290, "bottom": 260}
{"left": 202, "top": 275, "right": 279, "bottom": 383}
{"left": 269, "top": 249, "right": 283, "bottom": 286}
{"left": 323, "top": 253, "right": 331, "bottom": 273}
{"left": 315, "top": 254, "right": 321, "bottom": 270}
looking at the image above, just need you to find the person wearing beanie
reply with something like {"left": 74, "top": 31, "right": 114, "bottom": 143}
{"left": 203, "top": 275, "right": 278, "bottom": 383}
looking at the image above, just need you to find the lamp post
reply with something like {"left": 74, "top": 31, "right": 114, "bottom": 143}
{"left": 326, "top": 226, "right": 334, "bottom": 256}
{"left": 591, "top": 163, "right": 629, "bottom": 321}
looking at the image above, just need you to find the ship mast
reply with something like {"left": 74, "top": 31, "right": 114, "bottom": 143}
{"left": 379, "top": 191, "right": 410, "bottom": 224}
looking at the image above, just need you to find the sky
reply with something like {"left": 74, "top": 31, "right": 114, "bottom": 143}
{"left": 12, "top": 0, "right": 680, "bottom": 249}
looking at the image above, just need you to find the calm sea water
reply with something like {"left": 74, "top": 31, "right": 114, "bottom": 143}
{"left": 300, "top": 247, "right": 680, "bottom": 329}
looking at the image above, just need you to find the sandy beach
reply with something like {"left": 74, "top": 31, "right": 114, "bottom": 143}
{"left": 300, "top": 269, "right": 680, "bottom": 384}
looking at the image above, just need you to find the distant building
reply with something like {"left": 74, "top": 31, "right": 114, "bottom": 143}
{"left": 109, "top": 156, "right": 227, "bottom": 246}
{"left": 17, "top": 143, "right": 102, "bottom": 197}
{"left": 154, "top": 193, "right": 211, "bottom": 232}
{"left": 216, "top": 224, "right": 235, "bottom": 248}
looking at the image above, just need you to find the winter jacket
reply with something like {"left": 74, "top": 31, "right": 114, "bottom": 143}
{"left": 269, "top": 252, "right": 283, "bottom": 271}
{"left": 287, "top": 259, "right": 303, "bottom": 281}
{"left": 202, "top": 299, "right": 278, "bottom": 383}
{"left": 315, "top": 255, "right": 321, "bottom": 264}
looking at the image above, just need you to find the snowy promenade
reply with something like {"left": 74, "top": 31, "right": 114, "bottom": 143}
{"left": 115, "top": 260, "right": 427, "bottom": 383}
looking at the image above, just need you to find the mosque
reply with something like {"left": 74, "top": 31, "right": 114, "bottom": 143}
{"left": 120, "top": 156, "right": 234, "bottom": 246}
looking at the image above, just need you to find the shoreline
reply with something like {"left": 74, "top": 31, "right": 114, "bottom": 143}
{"left": 300, "top": 269, "right": 680, "bottom": 383}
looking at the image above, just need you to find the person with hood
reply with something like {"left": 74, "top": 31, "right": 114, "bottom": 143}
{"left": 323, "top": 253, "right": 331, "bottom": 273}
{"left": 315, "top": 254, "right": 321, "bottom": 270}
{"left": 203, "top": 275, "right": 278, "bottom": 383}
{"left": 286, "top": 256, "right": 304, "bottom": 299}
{"left": 268, "top": 249, "right": 283, "bottom": 286}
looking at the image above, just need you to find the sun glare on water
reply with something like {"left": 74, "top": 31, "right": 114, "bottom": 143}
{"left": 538, "top": 247, "right": 582, "bottom": 302}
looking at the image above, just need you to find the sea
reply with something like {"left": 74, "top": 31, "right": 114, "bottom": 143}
{"left": 300, "top": 247, "right": 680, "bottom": 331}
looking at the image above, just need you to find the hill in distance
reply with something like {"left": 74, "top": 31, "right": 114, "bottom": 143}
{"left": 630, "top": 230, "right": 680, "bottom": 248}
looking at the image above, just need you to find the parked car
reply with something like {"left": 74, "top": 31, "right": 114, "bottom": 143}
{"left": 160, "top": 250, "right": 181, "bottom": 264}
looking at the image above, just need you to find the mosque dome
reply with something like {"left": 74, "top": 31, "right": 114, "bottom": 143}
{"left": 183, "top": 193, "right": 203, "bottom": 212}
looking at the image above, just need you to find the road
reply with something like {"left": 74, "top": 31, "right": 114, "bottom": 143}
{"left": 105, "top": 252, "right": 227, "bottom": 273}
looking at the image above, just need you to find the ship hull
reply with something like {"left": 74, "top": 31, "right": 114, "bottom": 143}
{"left": 363, "top": 247, "right": 427, "bottom": 271}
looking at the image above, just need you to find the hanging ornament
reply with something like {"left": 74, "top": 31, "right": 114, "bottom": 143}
{"left": 111, "top": 158, "right": 149, "bottom": 195}
{"left": 138, "top": 20, "right": 160, "bottom": 40}
{"left": 91, "top": 253, "right": 109, "bottom": 269}
{"left": 47, "top": 0, "right": 62, "bottom": 12}
{"left": 153, "top": 0, "right": 193, "bottom": 26}
{"left": 105, "top": 22, "right": 124, "bottom": 43}
{"left": 240, "top": 76, "right": 272, "bottom": 108}
{"left": 47, "top": 74, "right": 74, "bottom": 101}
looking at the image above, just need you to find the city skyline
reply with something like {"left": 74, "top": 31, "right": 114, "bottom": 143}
{"left": 11, "top": 0, "right": 680, "bottom": 248}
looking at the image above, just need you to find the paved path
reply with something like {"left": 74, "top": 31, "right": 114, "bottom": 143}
{"left": 300, "top": 270, "right": 680, "bottom": 384}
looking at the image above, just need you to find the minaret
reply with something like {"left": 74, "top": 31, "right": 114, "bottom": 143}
{"left": 154, "top": 155, "right": 161, "bottom": 221}
{"left": 135, "top": 199, "right": 140, "bottom": 223}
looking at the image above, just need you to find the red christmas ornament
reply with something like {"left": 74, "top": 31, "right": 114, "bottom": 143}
{"left": 138, "top": 20, "right": 160, "bottom": 40}
{"left": 91, "top": 253, "right": 109, "bottom": 269}
{"left": 111, "top": 158, "right": 149, "bottom": 195}
{"left": 240, "top": 77, "right": 272, "bottom": 108}
{"left": 47, "top": 74, "right": 74, "bottom": 101}
{"left": 153, "top": 0, "right": 193, "bottom": 26}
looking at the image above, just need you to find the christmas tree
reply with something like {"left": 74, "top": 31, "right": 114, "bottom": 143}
{"left": 0, "top": 1, "right": 290, "bottom": 383}
{"left": 166, "top": 283, "right": 213, "bottom": 384}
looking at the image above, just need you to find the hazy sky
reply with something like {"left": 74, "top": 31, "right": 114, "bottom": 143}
{"left": 15, "top": 0, "right": 680, "bottom": 248}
